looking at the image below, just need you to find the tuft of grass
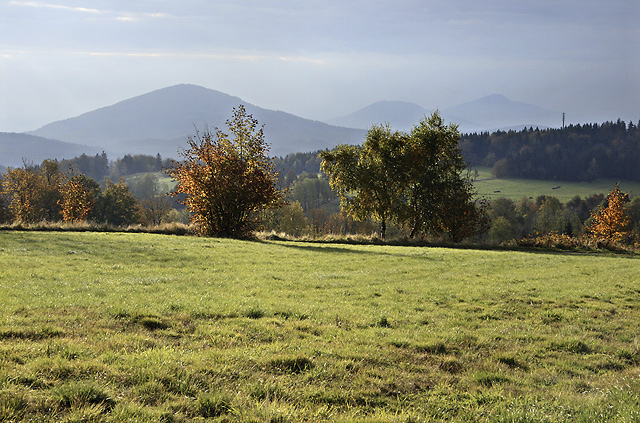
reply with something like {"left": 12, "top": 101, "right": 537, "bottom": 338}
{"left": 496, "top": 355, "right": 528, "bottom": 370}
{"left": 376, "top": 316, "right": 392, "bottom": 328}
{"left": 267, "top": 355, "right": 314, "bottom": 374}
{"left": 0, "top": 390, "right": 29, "bottom": 420}
{"left": 53, "top": 382, "right": 114, "bottom": 411}
{"left": 0, "top": 326, "right": 63, "bottom": 340}
{"left": 137, "top": 316, "right": 169, "bottom": 331}
{"left": 474, "top": 371, "right": 510, "bottom": 387}
{"left": 416, "top": 341, "right": 448, "bottom": 355}
{"left": 439, "top": 356, "right": 464, "bottom": 374}
{"left": 244, "top": 306, "right": 266, "bottom": 319}
{"left": 549, "top": 339, "right": 592, "bottom": 354}
{"left": 197, "top": 392, "right": 236, "bottom": 418}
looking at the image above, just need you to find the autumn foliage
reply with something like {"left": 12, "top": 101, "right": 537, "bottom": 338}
{"left": 166, "top": 106, "right": 285, "bottom": 237}
{"left": 59, "top": 175, "right": 100, "bottom": 222}
{"left": 0, "top": 161, "right": 62, "bottom": 223}
{"left": 586, "top": 183, "right": 630, "bottom": 242}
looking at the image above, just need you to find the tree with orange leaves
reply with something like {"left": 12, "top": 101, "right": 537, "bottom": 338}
{"left": 587, "top": 183, "right": 630, "bottom": 242}
{"left": 166, "top": 106, "right": 286, "bottom": 237}
{"left": 59, "top": 174, "right": 100, "bottom": 223}
{"left": 0, "top": 165, "right": 55, "bottom": 223}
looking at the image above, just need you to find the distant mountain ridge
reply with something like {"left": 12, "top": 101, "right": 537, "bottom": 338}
{"left": 328, "top": 94, "right": 561, "bottom": 133}
{"left": 28, "top": 84, "right": 366, "bottom": 160}
{"left": 1, "top": 85, "right": 566, "bottom": 169}
{"left": 327, "top": 101, "right": 430, "bottom": 131}
{"left": 0, "top": 132, "right": 104, "bottom": 169}
{"left": 445, "top": 94, "right": 561, "bottom": 131}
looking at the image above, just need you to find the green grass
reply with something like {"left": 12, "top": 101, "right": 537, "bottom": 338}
{"left": 124, "top": 171, "right": 176, "bottom": 192}
{"left": 473, "top": 167, "right": 640, "bottom": 202}
{"left": 1, "top": 231, "right": 639, "bottom": 421}
{"left": 128, "top": 168, "right": 640, "bottom": 204}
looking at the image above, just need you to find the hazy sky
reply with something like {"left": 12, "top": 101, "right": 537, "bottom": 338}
{"left": 1, "top": 0, "right": 638, "bottom": 132}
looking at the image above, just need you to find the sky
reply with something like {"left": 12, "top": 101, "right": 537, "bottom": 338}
{"left": 1, "top": 0, "right": 638, "bottom": 132}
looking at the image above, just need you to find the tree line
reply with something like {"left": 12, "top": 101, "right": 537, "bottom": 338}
{"left": 271, "top": 119, "right": 640, "bottom": 183}
{"left": 2, "top": 107, "right": 638, "bottom": 248}
{"left": 0, "top": 160, "right": 174, "bottom": 227}
{"left": 460, "top": 119, "right": 640, "bottom": 181}
{"left": 55, "top": 152, "right": 173, "bottom": 183}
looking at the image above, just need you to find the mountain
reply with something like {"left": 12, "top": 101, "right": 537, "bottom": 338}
{"left": 329, "top": 94, "right": 561, "bottom": 134}
{"left": 11, "top": 87, "right": 564, "bottom": 168}
{"left": 442, "top": 94, "right": 561, "bottom": 132}
{"left": 327, "top": 101, "right": 430, "bottom": 132}
{"left": 28, "top": 84, "right": 366, "bottom": 159}
{"left": 0, "top": 132, "right": 105, "bottom": 169}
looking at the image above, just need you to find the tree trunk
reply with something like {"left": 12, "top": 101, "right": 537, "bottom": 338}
{"left": 410, "top": 218, "right": 421, "bottom": 238}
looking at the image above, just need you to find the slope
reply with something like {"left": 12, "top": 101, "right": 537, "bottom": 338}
{"left": 29, "top": 84, "right": 366, "bottom": 158}
{"left": 0, "top": 132, "right": 104, "bottom": 168}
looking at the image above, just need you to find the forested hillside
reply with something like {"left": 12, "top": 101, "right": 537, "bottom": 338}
{"left": 271, "top": 119, "right": 640, "bottom": 183}
{"left": 460, "top": 119, "right": 640, "bottom": 181}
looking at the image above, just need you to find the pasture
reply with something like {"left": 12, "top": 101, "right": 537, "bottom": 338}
{"left": 0, "top": 231, "right": 639, "bottom": 422}
{"left": 472, "top": 167, "right": 640, "bottom": 202}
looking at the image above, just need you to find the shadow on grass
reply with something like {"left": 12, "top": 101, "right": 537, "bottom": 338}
{"left": 254, "top": 235, "right": 640, "bottom": 259}
{"left": 269, "top": 242, "right": 404, "bottom": 256}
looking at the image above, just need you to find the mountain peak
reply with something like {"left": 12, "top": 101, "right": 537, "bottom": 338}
{"left": 26, "top": 84, "right": 366, "bottom": 160}
{"left": 443, "top": 94, "right": 560, "bottom": 131}
{"left": 480, "top": 93, "right": 509, "bottom": 102}
{"left": 327, "top": 100, "right": 428, "bottom": 130}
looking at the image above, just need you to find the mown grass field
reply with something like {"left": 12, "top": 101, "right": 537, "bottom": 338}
{"left": 473, "top": 167, "right": 640, "bottom": 202}
{"left": 1, "top": 231, "right": 639, "bottom": 422}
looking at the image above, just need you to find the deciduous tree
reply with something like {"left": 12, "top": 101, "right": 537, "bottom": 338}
{"left": 401, "top": 113, "right": 481, "bottom": 239}
{"left": 320, "top": 125, "right": 406, "bottom": 239}
{"left": 166, "top": 106, "right": 286, "bottom": 237}
{"left": 1, "top": 166, "right": 47, "bottom": 223}
{"left": 59, "top": 174, "right": 101, "bottom": 222}
{"left": 587, "top": 183, "right": 630, "bottom": 242}
{"left": 320, "top": 112, "right": 487, "bottom": 241}
{"left": 94, "top": 179, "right": 140, "bottom": 226}
{"left": 138, "top": 195, "right": 173, "bottom": 226}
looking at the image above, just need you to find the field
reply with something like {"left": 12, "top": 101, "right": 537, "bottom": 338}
{"left": 1, "top": 231, "right": 639, "bottom": 422}
{"left": 473, "top": 167, "right": 640, "bottom": 202}
{"left": 129, "top": 168, "right": 640, "bottom": 206}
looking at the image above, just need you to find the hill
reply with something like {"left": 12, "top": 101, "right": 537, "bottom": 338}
{"left": 327, "top": 100, "right": 431, "bottom": 131}
{"left": 28, "top": 84, "right": 366, "bottom": 159}
{"left": 461, "top": 120, "right": 640, "bottom": 181}
{"left": 328, "top": 94, "right": 562, "bottom": 134}
{"left": 0, "top": 132, "right": 104, "bottom": 169}
{"left": 443, "top": 94, "right": 562, "bottom": 132}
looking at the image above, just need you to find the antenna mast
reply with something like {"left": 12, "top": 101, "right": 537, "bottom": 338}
{"left": 562, "top": 112, "right": 565, "bottom": 129}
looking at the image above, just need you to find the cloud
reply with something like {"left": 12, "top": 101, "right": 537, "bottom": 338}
{"left": 6, "top": 48, "right": 327, "bottom": 65}
{"left": 8, "top": 1, "right": 102, "bottom": 13}
{"left": 8, "top": 1, "right": 175, "bottom": 22}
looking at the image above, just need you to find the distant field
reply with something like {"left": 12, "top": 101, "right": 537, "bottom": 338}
{"left": 124, "top": 172, "right": 176, "bottom": 192}
{"left": 473, "top": 167, "right": 640, "bottom": 202}
{"left": 1, "top": 231, "right": 639, "bottom": 422}
{"left": 125, "top": 168, "right": 640, "bottom": 205}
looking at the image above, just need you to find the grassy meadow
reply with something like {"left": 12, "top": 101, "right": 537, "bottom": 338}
{"left": 473, "top": 167, "right": 640, "bottom": 202}
{"left": 0, "top": 231, "right": 639, "bottom": 422}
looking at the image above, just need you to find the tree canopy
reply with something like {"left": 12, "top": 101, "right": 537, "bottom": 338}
{"left": 166, "top": 106, "right": 286, "bottom": 237}
{"left": 586, "top": 183, "right": 630, "bottom": 242}
{"left": 320, "top": 112, "right": 487, "bottom": 241}
{"left": 460, "top": 119, "right": 640, "bottom": 181}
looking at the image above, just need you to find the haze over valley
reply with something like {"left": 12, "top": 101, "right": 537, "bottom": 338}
{"left": 1, "top": 0, "right": 637, "bottom": 169}
{"left": 2, "top": 84, "right": 575, "bottom": 168}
